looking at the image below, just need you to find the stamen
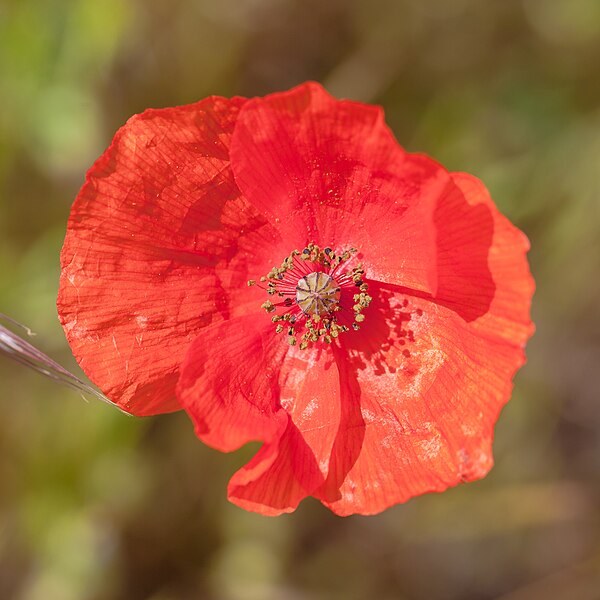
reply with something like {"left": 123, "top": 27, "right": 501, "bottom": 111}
{"left": 249, "top": 242, "right": 372, "bottom": 349}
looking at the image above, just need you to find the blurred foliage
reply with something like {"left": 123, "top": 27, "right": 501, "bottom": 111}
{"left": 1, "top": 0, "right": 599, "bottom": 598}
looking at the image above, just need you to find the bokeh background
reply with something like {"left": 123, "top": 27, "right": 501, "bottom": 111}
{"left": 1, "top": 0, "right": 600, "bottom": 598}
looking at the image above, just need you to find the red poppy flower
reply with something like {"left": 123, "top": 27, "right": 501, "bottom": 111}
{"left": 58, "top": 82, "right": 534, "bottom": 516}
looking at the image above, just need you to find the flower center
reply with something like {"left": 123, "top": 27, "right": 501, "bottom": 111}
{"left": 295, "top": 272, "right": 340, "bottom": 316}
{"left": 248, "top": 243, "right": 372, "bottom": 349}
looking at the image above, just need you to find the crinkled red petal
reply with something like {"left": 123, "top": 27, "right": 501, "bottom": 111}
{"left": 57, "top": 96, "right": 267, "bottom": 415}
{"left": 449, "top": 172, "right": 535, "bottom": 344}
{"left": 230, "top": 81, "right": 451, "bottom": 295}
{"left": 177, "top": 315, "right": 342, "bottom": 515}
{"left": 315, "top": 174, "right": 534, "bottom": 515}
{"left": 177, "top": 315, "right": 287, "bottom": 451}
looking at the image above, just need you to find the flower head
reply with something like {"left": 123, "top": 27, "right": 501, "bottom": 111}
{"left": 58, "top": 82, "right": 534, "bottom": 516}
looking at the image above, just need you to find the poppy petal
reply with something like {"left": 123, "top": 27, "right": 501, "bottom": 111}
{"left": 57, "top": 96, "right": 253, "bottom": 415}
{"left": 448, "top": 172, "right": 535, "bottom": 343}
{"left": 177, "top": 315, "right": 287, "bottom": 452}
{"left": 227, "top": 416, "right": 330, "bottom": 516}
{"left": 177, "top": 315, "right": 342, "bottom": 515}
{"left": 230, "top": 81, "right": 449, "bottom": 295}
{"left": 316, "top": 181, "right": 534, "bottom": 515}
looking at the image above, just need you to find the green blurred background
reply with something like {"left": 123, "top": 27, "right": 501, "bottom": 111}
{"left": 1, "top": 0, "right": 599, "bottom": 598}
